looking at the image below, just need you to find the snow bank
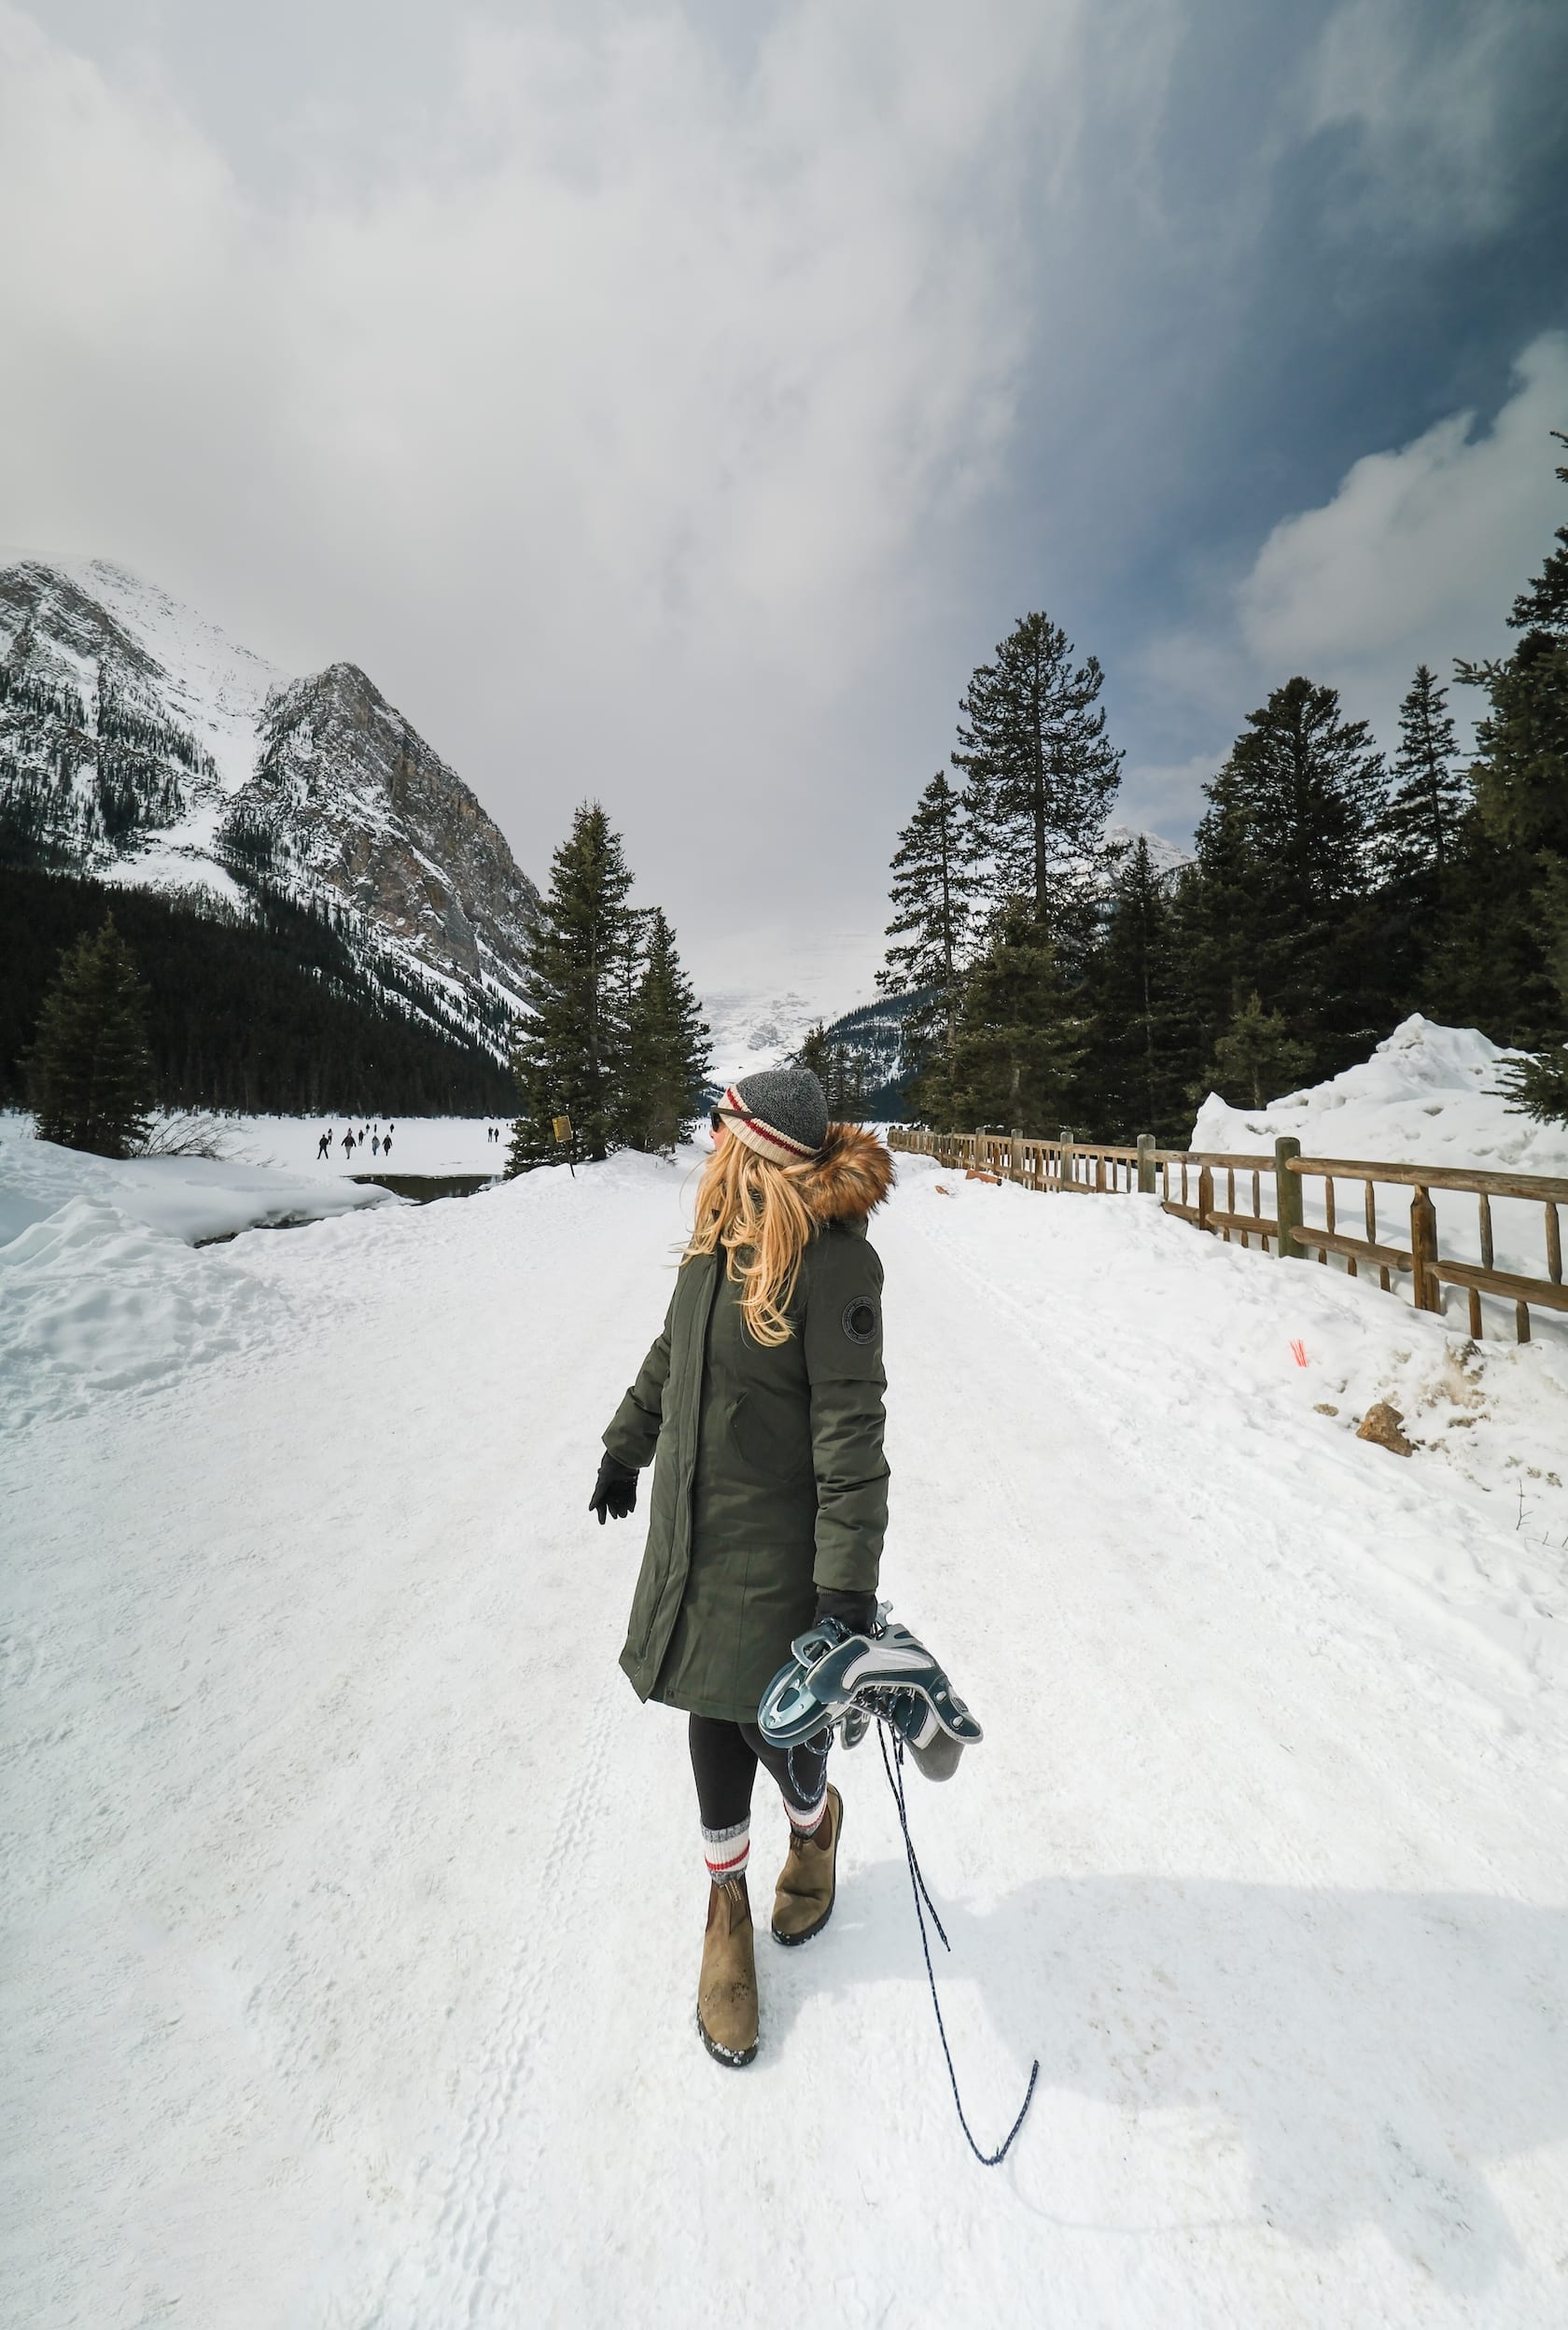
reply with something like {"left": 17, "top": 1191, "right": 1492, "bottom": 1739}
{"left": 0, "top": 1117, "right": 393, "bottom": 1244}
{"left": 1186, "top": 1018, "right": 1568, "bottom": 1312}
{"left": 0, "top": 1118, "right": 393, "bottom": 1422}
{"left": 1191, "top": 1015, "right": 1568, "bottom": 1179}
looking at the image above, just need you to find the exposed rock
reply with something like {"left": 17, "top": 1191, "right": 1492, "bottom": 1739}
{"left": 235, "top": 662, "right": 537, "bottom": 994}
{"left": 1356, "top": 1401, "right": 1413, "bottom": 1456}
{"left": 1313, "top": 1402, "right": 1340, "bottom": 1417}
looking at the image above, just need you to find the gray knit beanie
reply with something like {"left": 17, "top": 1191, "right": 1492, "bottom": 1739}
{"left": 717, "top": 1066, "right": 829, "bottom": 1164}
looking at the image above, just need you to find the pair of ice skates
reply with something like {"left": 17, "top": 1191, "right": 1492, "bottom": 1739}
{"left": 758, "top": 1606, "right": 983, "bottom": 1779}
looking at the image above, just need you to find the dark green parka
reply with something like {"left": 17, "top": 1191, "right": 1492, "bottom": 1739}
{"left": 605, "top": 1125, "right": 893, "bottom": 1722}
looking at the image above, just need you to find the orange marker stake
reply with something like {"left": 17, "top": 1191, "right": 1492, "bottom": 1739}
{"left": 1290, "top": 1340, "right": 1308, "bottom": 1367}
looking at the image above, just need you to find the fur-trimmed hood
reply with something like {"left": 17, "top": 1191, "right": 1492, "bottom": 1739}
{"left": 791, "top": 1122, "right": 895, "bottom": 1225}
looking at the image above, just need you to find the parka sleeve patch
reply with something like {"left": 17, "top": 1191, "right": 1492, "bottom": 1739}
{"left": 841, "top": 1294, "right": 878, "bottom": 1347}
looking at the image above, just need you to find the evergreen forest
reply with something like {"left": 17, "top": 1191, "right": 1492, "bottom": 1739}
{"left": 874, "top": 432, "right": 1568, "bottom": 1138}
{"left": 1, "top": 865, "right": 518, "bottom": 1118}
{"left": 506, "top": 803, "right": 711, "bottom": 1172}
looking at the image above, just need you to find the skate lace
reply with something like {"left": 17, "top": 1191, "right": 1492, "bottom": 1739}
{"left": 877, "top": 1723, "right": 1039, "bottom": 2169}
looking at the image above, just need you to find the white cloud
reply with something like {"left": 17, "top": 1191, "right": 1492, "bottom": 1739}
{"left": 1306, "top": 0, "right": 1534, "bottom": 243}
{"left": 1239, "top": 334, "right": 1566, "bottom": 713}
{"left": 1117, "top": 751, "right": 1221, "bottom": 835}
{"left": 0, "top": 0, "right": 1111, "bottom": 992}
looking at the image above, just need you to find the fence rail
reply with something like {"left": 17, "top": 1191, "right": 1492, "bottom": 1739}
{"left": 887, "top": 1125, "right": 1568, "bottom": 1345}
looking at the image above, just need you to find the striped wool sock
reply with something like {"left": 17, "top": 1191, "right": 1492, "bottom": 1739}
{"left": 703, "top": 1818, "right": 750, "bottom": 1886}
{"left": 784, "top": 1788, "right": 828, "bottom": 1836}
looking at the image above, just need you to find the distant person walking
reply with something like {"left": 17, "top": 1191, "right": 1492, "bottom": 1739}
{"left": 342, "top": 1130, "right": 356, "bottom": 1158}
{"left": 382, "top": 1130, "right": 392, "bottom": 1158}
{"left": 317, "top": 1130, "right": 331, "bottom": 1160}
{"left": 371, "top": 1134, "right": 381, "bottom": 1157}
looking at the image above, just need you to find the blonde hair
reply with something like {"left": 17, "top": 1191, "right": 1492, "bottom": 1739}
{"left": 685, "top": 1135, "right": 817, "bottom": 1345}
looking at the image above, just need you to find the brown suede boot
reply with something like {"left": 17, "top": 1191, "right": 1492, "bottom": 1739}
{"left": 771, "top": 1784, "right": 842, "bottom": 1946}
{"left": 697, "top": 1874, "right": 759, "bottom": 2067}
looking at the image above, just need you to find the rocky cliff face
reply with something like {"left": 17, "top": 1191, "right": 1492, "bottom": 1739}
{"left": 234, "top": 662, "right": 536, "bottom": 995}
{"left": 0, "top": 557, "right": 538, "bottom": 1043}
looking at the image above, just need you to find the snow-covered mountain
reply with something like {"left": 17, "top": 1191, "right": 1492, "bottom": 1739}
{"left": 704, "top": 982, "right": 871, "bottom": 1088}
{"left": 0, "top": 557, "right": 539, "bottom": 1044}
{"left": 1103, "top": 820, "right": 1191, "bottom": 877}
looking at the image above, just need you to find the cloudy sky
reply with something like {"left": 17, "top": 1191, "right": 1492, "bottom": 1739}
{"left": 3, "top": 0, "right": 1565, "bottom": 1003}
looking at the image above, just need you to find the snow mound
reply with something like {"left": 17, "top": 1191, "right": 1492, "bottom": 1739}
{"left": 1191, "top": 1016, "right": 1568, "bottom": 1179}
{"left": 0, "top": 1119, "right": 394, "bottom": 1420}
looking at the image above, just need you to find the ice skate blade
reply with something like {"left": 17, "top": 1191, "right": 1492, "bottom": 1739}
{"left": 696, "top": 2008, "right": 758, "bottom": 2069}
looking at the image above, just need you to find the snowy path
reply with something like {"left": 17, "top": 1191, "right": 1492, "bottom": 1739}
{"left": 6, "top": 1151, "right": 1568, "bottom": 2327}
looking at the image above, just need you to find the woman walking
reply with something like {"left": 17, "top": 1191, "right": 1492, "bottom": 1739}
{"left": 591, "top": 1066, "right": 892, "bottom": 2067}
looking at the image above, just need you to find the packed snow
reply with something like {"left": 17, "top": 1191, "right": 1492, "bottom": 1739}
{"left": 6, "top": 1117, "right": 1568, "bottom": 2326}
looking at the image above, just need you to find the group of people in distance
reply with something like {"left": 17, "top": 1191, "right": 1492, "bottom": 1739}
{"left": 484, "top": 1124, "right": 504, "bottom": 1143}
{"left": 315, "top": 1122, "right": 395, "bottom": 1162}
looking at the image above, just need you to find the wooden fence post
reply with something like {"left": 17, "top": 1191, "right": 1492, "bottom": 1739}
{"left": 1136, "top": 1133, "right": 1155, "bottom": 1194}
{"left": 1274, "top": 1136, "right": 1303, "bottom": 1259}
{"left": 1197, "top": 1162, "right": 1214, "bottom": 1233}
{"left": 1010, "top": 1128, "right": 1024, "bottom": 1182}
{"left": 1410, "top": 1186, "right": 1439, "bottom": 1312}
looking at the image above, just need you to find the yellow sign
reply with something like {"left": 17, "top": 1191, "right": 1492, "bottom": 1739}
{"left": 553, "top": 1115, "right": 573, "bottom": 1143}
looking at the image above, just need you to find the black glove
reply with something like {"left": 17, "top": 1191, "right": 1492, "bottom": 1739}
{"left": 589, "top": 1452, "right": 638, "bottom": 1526}
{"left": 815, "top": 1587, "right": 878, "bottom": 1637}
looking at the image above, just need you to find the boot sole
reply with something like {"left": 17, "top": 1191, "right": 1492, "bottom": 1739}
{"left": 771, "top": 1788, "right": 840, "bottom": 1947}
{"left": 696, "top": 2008, "right": 758, "bottom": 2069}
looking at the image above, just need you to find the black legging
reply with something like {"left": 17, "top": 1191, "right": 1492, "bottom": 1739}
{"left": 689, "top": 1714, "right": 827, "bottom": 1829}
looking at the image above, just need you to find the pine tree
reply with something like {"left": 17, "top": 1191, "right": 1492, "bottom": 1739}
{"left": 1207, "top": 991, "right": 1314, "bottom": 1111}
{"left": 1075, "top": 835, "right": 1197, "bottom": 1140}
{"left": 1179, "top": 675, "right": 1388, "bottom": 1084}
{"left": 1492, "top": 1043, "right": 1568, "bottom": 1129}
{"left": 876, "top": 769, "right": 975, "bottom": 1123}
{"left": 25, "top": 913, "right": 155, "bottom": 1156}
{"left": 878, "top": 771, "right": 973, "bottom": 1012}
{"left": 953, "top": 611, "right": 1123, "bottom": 959}
{"left": 1508, "top": 429, "right": 1568, "bottom": 635}
{"left": 791, "top": 1022, "right": 873, "bottom": 1118}
{"left": 1380, "top": 664, "right": 1463, "bottom": 885}
{"left": 946, "top": 901, "right": 1085, "bottom": 1130}
{"left": 507, "top": 804, "right": 636, "bottom": 1171}
{"left": 1446, "top": 431, "right": 1568, "bottom": 1041}
{"left": 623, "top": 908, "right": 711, "bottom": 1154}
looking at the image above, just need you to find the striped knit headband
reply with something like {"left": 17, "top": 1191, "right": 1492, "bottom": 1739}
{"left": 717, "top": 1085, "right": 820, "bottom": 1166}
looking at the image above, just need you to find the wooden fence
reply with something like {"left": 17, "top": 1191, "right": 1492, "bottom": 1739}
{"left": 888, "top": 1125, "right": 1568, "bottom": 1345}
